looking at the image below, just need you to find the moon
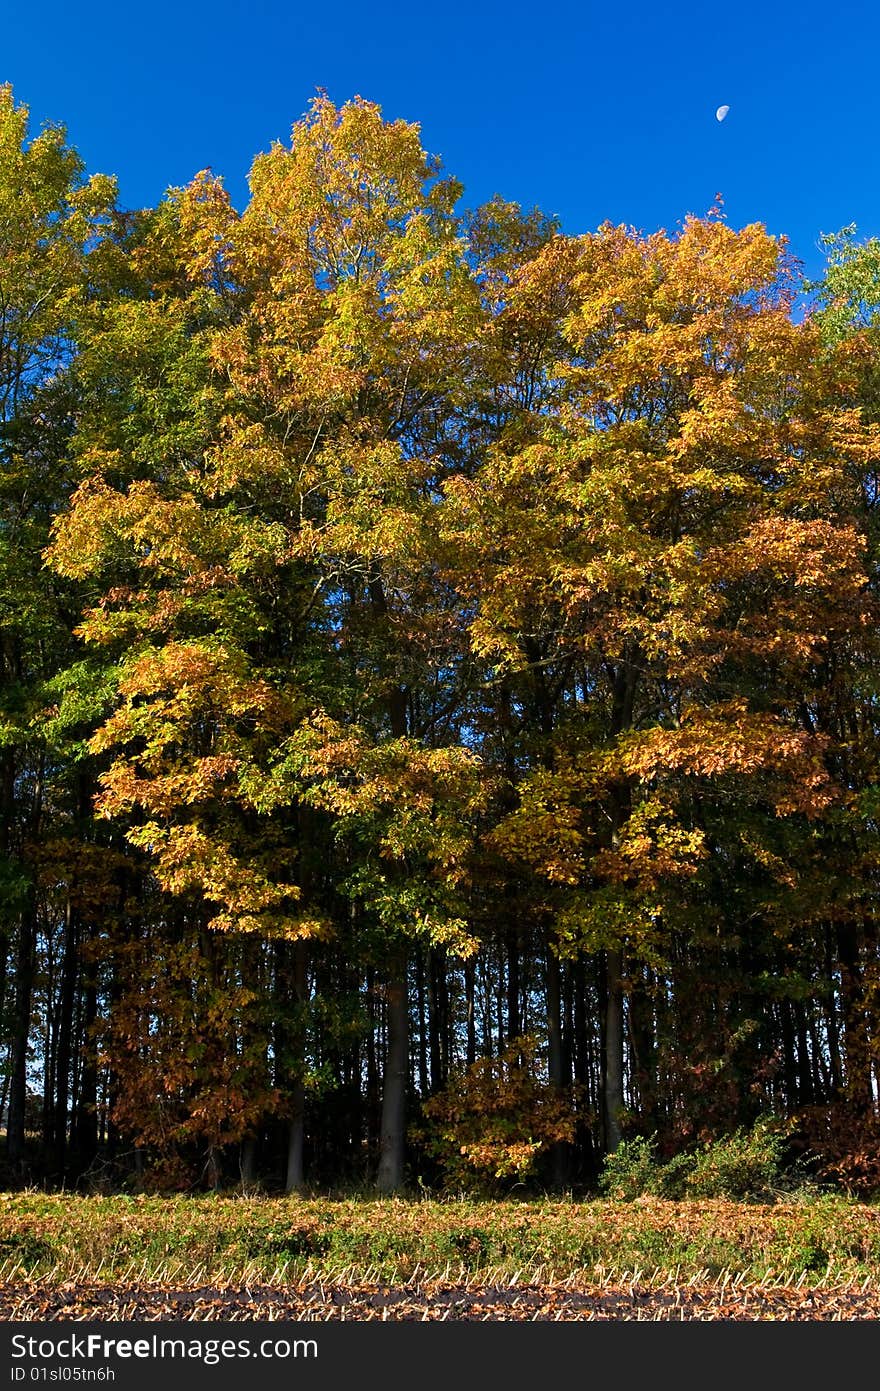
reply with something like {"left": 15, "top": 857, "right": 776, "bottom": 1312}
{"left": 716, "top": 105, "right": 730, "bottom": 122}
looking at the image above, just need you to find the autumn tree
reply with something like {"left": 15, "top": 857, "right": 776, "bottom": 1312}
{"left": 442, "top": 213, "right": 877, "bottom": 1149}
{"left": 49, "top": 96, "right": 490, "bottom": 1191}
{"left": 0, "top": 86, "right": 115, "bottom": 1168}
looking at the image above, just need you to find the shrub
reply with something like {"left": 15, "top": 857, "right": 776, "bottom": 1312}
{"left": 599, "top": 1121, "right": 788, "bottom": 1201}
{"left": 419, "top": 1036, "right": 578, "bottom": 1193}
{"left": 655, "top": 1151, "right": 696, "bottom": 1199}
{"left": 684, "top": 1122, "right": 785, "bottom": 1199}
{"left": 598, "top": 1136, "right": 663, "bottom": 1200}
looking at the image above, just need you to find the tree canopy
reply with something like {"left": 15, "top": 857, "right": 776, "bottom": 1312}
{"left": 3, "top": 89, "right": 880, "bottom": 1195}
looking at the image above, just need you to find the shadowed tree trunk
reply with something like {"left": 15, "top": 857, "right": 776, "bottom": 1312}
{"left": 464, "top": 957, "right": 477, "bottom": 1067}
{"left": 71, "top": 966, "right": 98, "bottom": 1174}
{"left": 546, "top": 935, "right": 568, "bottom": 1189}
{"left": 376, "top": 957, "right": 408, "bottom": 1194}
{"left": 285, "top": 940, "right": 309, "bottom": 1194}
{"left": 604, "top": 947, "right": 625, "bottom": 1153}
{"left": 602, "top": 652, "right": 637, "bottom": 1153}
{"left": 6, "top": 892, "right": 36, "bottom": 1167}
{"left": 52, "top": 897, "right": 79, "bottom": 1176}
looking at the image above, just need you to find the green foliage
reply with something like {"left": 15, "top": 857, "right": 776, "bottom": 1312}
{"left": 599, "top": 1136, "right": 698, "bottom": 1200}
{"left": 811, "top": 224, "right": 880, "bottom": 344}
{"left": 600, "top": 1123, "right": 791, "bottom": 1202}
{"left": 685, "top": 1123, "right": 788, "bottom": 1200}
{"left": 599, "top": 1136, "right": 664, "bottom": 1200}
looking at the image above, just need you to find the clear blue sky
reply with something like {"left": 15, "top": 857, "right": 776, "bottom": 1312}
{"left": 4, "top": 0, "right": 878, "bottom": 280}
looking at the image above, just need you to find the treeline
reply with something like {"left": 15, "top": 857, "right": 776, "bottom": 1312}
{"left": 3, "top": 86, "right": 880, "bottom": 1194}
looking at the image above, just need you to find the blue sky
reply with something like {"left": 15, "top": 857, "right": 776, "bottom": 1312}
{"left": 4, "top": 0, "right": 878, "bottom": 280}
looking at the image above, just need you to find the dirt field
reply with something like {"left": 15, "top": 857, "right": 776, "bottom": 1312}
{"left": 4, "top": 1273, "right": 879, "bottom": 1321}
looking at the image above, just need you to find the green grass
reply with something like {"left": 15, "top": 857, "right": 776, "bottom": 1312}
{"left": 1, "top": 1192, "right": 879, "bottom": 1285}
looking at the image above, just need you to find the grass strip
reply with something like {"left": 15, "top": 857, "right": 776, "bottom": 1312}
{"left": 1, "top": 1192, "right": 879, "bottom": 1286}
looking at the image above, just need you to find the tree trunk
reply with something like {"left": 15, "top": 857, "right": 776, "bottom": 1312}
{"left": 545, "top": 937, "right": 568, "bottom": 1189}
{"left": 602, "top": 652, "right": 636, "bottom": 1154}
{"left": 368, "top": 572, "right": 410, "bottom": 1193}
{"left": 72, "top": 975, "right": 98, "bottom": 1172}
{"left": 427, "top": 945, "right": 449, "bottom": 1092}
{"left": 240, "top": 1136, "right": 258, "bottom": 1185}
{"left": 6, "top": 894, "right": 36, "bottom": 1167}
{"left": 507, "top": 930, "right": 520, "bottom": 1042}
{"left": 415, "top": 947, "right": 429, "bottom": 1097}
{"left": 837, "top": 921, "right": 871, "bottom": 1111}
{"left": 794, "top": 1001, "right": 815, "bottom": 1107}
{"left": 464, "top": 958, "right": 476, "bottom": 1067}
{"left": 629, "top": 965, "right": 657, "bottom": 1130}
{"left": 376, "top": 959, "right": 408, "bottom": 1193}
{"left": 52, "top": 898, "right": 79, "bottom": 1176}
{"left": 604, "top": 947, "right": 625, "bottom": 1153}
{"left": 284, "top": 940, "right": 308, "bottom": 1194}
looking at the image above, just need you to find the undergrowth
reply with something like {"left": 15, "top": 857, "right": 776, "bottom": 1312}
{"left": 599, "top": 1123, "right": 803, "bottom": 1202}
{"left": 0, "top": 1191, "right": 878, "bottom": 1286}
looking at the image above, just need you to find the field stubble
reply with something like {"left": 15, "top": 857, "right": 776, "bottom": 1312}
{"left": 2, "top": 1193, "right": 879, "bottom": 1320}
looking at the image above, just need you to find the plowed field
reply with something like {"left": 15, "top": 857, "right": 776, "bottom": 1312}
{"left": 4, "top": 1273, "right": 879, "bottom": 1321}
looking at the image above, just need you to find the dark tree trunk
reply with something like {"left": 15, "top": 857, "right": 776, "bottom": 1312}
{"left": 824, "top": 924, "right": 844, "bottom": 1095}
{"left": 415, "top": 948, "right": 429, "bottom": 1097}
{"left": 546, "top": 944, "right": 564, "bottom": 1089}
{"left": 464, "top": 957, "right": 477, "bottom": 1067}
{"left": 240, "top": 1136, "right": 258, "bottom": 1185}
{"left": 545, "top": 936, "right": 568, "bottom": 1188}
{"left": 71, "top": 974, "right": 98, "bottom": 1172}
{"left": 284, "top": 940, "right": 309, "bottom": 1194}
{"left": 427, "top": 947, "right": 442, "bottom": 1093}
{"left": 6, "top": 894, "right": 36, "bottom": 1167}
{"left": 601, "top": 652, "right": 636, "bottom": 1153}
{"left": 52, "top": 899, "right": 79, "bottom": 1175}
{"left": 376, "top": 958, "right": 408, "bottom": 1193}
{"left": 366, "top": 967, "right": 380, "bottom": 1154}
{"left": 837, "top": 920, "right": 871, "bottom": 1111}
{"left": 427, "top": 946, "right": 449, "bottom": 1092}
{"left": 794, "top": 1001, "right": 815, "bottom": 1107}
{"left": 628, "top": 965, "right": 657, "bottom": 1130}
{"left": 0, "top": 746, "right": 13, "bottom": 1075}
{"left": 495, "top": 948, "right": 506, "bottom": 1054}
{"left": 572, "top": 956, "right": 590, "bottom": 1088}
{"left": 778, "top": 1000, "right": 797, "bottom": 1108}
{"left": 368, "top": 572, "right": 411, "bottom": 1193}
{"left": 604, "top": 947, "right": 625, "bottom": 1153}
{"left": 507, "top": 930, "right": 520, "bottom": 1042}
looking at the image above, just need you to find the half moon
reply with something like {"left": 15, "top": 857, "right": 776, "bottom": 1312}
{"left": 716, "top": 105, "right": 730, "bottom": 122}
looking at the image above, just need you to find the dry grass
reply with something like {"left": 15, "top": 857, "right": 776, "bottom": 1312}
{"left": 2, "top": 1192, "right": 880, "bottom": 1319}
